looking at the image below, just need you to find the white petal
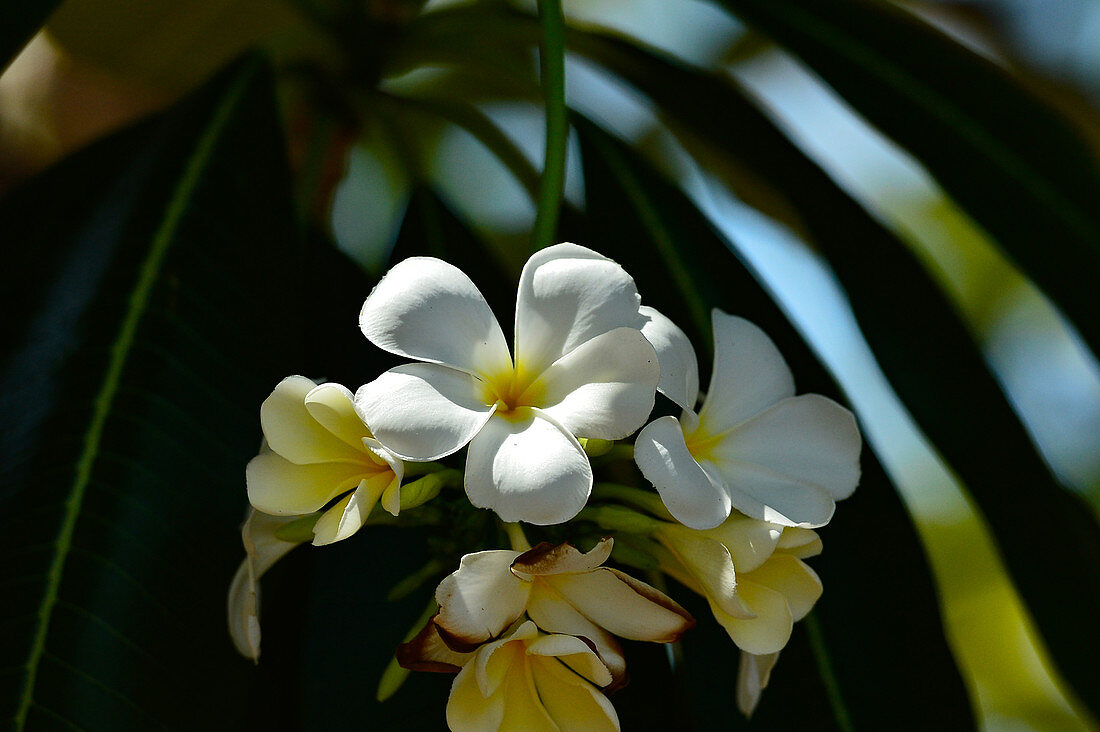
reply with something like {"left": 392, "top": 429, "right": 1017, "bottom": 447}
{"left": 359, "top": 256, "right": 512, "bottom": 378}
{"left": 696, "top": 312, "right": 794, "bottom": 434}
{"left": 464, "top": 408, "right": 593, "bottom": 525}
{"left": 702, "top": 514, "right": 783, "bottom": 574}
{"left": 246, "top": 452, "right": 364, "bottom": 515}
{"left": 719, "top": 460, "right": 837, "bottom": 528}
{"left": 635, "top": 416, "right": 731, "bottom": 530}
{"left": 434, "top": 550, "right": 530, "bottom": 648}
{"left": 713, "top": 394, "right": 861, "bottom": 501}
{"left": 303, "top": 382, "right": 371, "bottom": 454}
{"left": 260, "top": 376, "right": 362, "bottom": 464}
{"left": 639, "top": 306, "right": 699, "bottom": 414}
{"left": 354, "top": 364, "right": 496, "bottom": 461}
{"left": 745, "top": 554, "right": 822, "bottom": 621}
{"left": 513, "top": 243, "right": 642, "bottom": 380}
{"left": 736, "top": 651, "right": 780, "bottom": 717}
{"left": 531, "top": 327, "right": 659, "bottom": 439}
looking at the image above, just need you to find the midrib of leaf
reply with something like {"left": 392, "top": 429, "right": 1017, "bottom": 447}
{"left": 725, "top": 0, "right": 1100, "bottom": 245}
{"left": 13, "top": 64, "right": 255, "bottom": 729}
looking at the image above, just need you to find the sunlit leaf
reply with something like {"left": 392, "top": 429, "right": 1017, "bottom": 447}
{"left": 711, "top": 0, "right": 1100, "bottom": 361}
{"left": 0, "top": 0, "right": 59, "bottom": 70}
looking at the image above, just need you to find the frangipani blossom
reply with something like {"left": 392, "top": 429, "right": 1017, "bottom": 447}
{"left": 403, "top": 620, "right": 620, "bottom": 732}
{"left": 654, "top": 514, "right": 824, "bottom": 655}
{"left": 246, "top": 376, "right": 404, "bottom": 545}
{"left": 356, "top": 244, "right": 660, "bottom": 525}
{"left": 635, "top": 309, "right": 861, "bottom": 530}
{"left": 429, "top": 538, "right": 694, "bottom": 684}
{"left": 227, "top": 509, "right": 303, "bottom": 661}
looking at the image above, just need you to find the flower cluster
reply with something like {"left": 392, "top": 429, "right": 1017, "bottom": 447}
{"left": 228, "top": 244, "right": 861, "bottom": 726}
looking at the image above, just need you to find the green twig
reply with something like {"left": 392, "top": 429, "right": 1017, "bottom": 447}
{"left": 502, "top": 521, "right": 532, "bottom": 551}
{"left": 592, "top": 483, "right": 673, "bottom": 521}
{"left": 529, "top": 0, "right": 568, "bottom": 252}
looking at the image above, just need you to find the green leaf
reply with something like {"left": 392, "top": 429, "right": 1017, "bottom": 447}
{"left": 577, "top": 117, "right": 976, "bottom": 728}
{"left": 560, "top": 27, "right": 1100, "bottom": 720}
{"left": 0, "top": 59, "right": 307, "bottom": 729}
{"left": 0, "top": 0, "right": 60, "bottom": 71}
{"left": 710, "top": 0, "right": 1100, "bottom": 361}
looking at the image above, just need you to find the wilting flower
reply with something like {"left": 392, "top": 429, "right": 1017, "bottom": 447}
{"left": 356, "top": 244, "right": 660, "bottom": 525}
{"left": 227, "top": 509, "right": 303, "bottom": 661}
{"left": 404, "top": 620, "right": 620, "bottom": 732}
{"left": 246, "top": 375, "right": 404, "bottom": 545}
{"left": 429, "top": 538, "right": 694, "bottom": 683}
{"left": 653, "top": 513, "right": 823, "bottom": 655}
{"left": 634, "top": 309, "right": 861, "bottom": 530}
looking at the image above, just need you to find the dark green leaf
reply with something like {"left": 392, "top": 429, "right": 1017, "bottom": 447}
{"left": 0, "top": 57, "right": 415, "bottom": 730}
{"left": 577, "top": 117, "right": 975, "bottom": 729}
{"left": 710, "top": 0, "right": 1100, "bottom": 360}
{"left": 0, "top": 0, "right": 60, "bottom": 71}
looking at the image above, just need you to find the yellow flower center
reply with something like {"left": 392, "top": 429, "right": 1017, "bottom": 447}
{"left": 481, "top": 364, "right": 545, "bottom": 415}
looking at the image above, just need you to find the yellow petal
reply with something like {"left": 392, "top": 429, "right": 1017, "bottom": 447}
{"left": 743, "top": 554, "right": 822, "bottom": 622}
{"left": 531, "top": 656, "right": 620, "bottom": 732}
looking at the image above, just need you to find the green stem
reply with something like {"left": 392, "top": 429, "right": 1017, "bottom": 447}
{"left": 529, "top": 0, "right": 567, "bottom": 252}
{"left": 592, "top": 483, "right": 673, "bottom": 521}
{"left": 401, "top": 461, "right": 451, "bottom": 478}
{"left": 386, "top": 557, "right": 448, "bottom": 601}
{"left": 591, "top": 443, "right": 634, "bottom": 463}
{"left": 376, "top": 597, "right": 439, "bottom": 702}
{"left": 576, "top": 505, "right": 661, "bottom": 535}
{"left": 804, "top": 613, "right": 855, "bottom": 732}
{"left": 502, "top": 521, "right": 532, "bottom": 552}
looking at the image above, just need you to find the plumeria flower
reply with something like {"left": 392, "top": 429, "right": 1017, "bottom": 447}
{"left": 402, "top": 619, "right": 620, "bottom": 732}
{"left": 635, "top": 309, "right": 861, "bottom": 530}
{"left": 227, "top": 508, "right": 303, "bottom": 661}
{"left": 653, "top": 513, "right": 824, "bottom": 656}
{"left": 246, "top": 375, "right": 404, "bottom": 545}
{"left": 356, "top": 244, "right": 660, "bottom": 525}
{"left": 428, "top": 538, "right": 694, "bottom": 684}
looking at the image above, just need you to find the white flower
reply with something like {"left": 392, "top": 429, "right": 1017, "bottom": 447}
{"left": 634, "top": 309, "right": 861, "bottom": 530}
{"left": 428, "top": 538, "right": 694, "bottom": 684}
{"left": 356, "top": 244, "right": 660, "bottom": 525}
{"left": 654, "top": 515, "right": 824, "bottom": 656}
{"left": 227, "top": 509, "right": 303, "bottom": 661}
{"left": 403, "top": 619, "right": 621, "bottom": 732}
{"left": 246, "top": 376, "right": 404, "bottom": 545}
